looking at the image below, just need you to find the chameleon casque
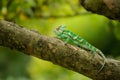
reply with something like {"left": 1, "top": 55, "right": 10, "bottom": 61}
{"left": 54, "top": 25, "right": 106, "bottom": 72}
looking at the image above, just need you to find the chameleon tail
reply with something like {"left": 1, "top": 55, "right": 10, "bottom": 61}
{"left": 97, "top": 49, "right": 106, "bottom": 72}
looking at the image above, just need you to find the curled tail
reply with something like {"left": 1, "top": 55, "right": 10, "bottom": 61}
{"left": 96, "top": 49, "right": 106, "bottom": 72}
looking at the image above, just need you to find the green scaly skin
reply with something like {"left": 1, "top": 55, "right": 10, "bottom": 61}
{"left": 54, "top": 25, "right": 106, "bottom": 72}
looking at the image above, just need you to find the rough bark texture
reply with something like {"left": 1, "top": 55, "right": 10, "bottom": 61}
{"left": 79, "top": 0, "right": 120, "bottom": 20}
{"left": 0, "top": 20, "right": 120, "bottom": 80}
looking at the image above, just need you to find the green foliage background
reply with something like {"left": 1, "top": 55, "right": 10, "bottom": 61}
{"left": 0, "top": 0, "right": 120, "bottom": 80}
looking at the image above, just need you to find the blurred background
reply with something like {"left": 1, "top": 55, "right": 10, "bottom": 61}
{"left": 0, "top": 0, "right": 120, "bottom": 80}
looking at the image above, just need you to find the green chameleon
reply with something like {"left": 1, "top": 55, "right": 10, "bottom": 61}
{"left": 54, "top": 25, "right": 106, "bottom": 72}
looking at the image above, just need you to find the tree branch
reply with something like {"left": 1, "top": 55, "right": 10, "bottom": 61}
{"left": 0, "top": 20, "right": 120, "bottom": 80}
{"left": 79, "top": 0, "right": 120, "bottom": 20}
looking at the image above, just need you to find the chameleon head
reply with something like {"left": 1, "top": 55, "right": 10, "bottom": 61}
{"left": 54, "top": 25, "right": 66, "bottom": 36}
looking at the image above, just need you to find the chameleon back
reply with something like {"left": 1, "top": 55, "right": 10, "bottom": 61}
{"left": 62, "top": 30, "right": 96, "bottom": 51}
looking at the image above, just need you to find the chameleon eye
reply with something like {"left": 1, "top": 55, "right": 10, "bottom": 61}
{"left": 59, "top": 25, "right": 66, "bottom": 31}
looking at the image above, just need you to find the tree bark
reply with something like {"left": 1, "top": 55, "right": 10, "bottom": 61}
{"left": 79, "top": 0, "right": 120, "bottom": 20}
{"left": 0, "top": 20, "right": 120, "bottom": 80}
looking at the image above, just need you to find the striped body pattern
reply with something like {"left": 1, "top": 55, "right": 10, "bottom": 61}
{"left": 54, "top": 25, "right": 106, "bottom": 72}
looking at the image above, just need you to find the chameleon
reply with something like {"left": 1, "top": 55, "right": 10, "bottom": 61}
{"left": 54, "top": 25, "right": 106, "bottom": 72}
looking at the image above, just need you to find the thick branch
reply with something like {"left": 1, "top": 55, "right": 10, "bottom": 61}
{"left": 0, "top": 20, "right": 120, "bottom": 80}
{"left": 79, "top": 0, "right": 120, "bottom": 20}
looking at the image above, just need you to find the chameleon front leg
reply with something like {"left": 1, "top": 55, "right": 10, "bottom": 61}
{"left": 58, "top": 33, "right": 72, "bottom": 44}
{"left": 64, "top": 36, "right": 72, "bottom": 44}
